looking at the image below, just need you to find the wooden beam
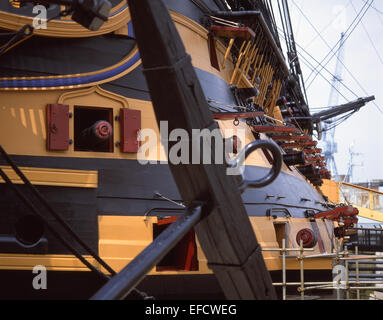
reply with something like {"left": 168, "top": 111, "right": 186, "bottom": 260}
{"left": 127, "top": 0, "right": 276, "bottom": 300}
{"left": 252, "top": 125, "right": 300, "bottom": 134}
{"left": 212, "top": 111, "right": 264, "bottom": 120}
{"left": 210, "top": 25, "right": 256, "bottom": 40}
{"left": 271, "top": 135, "right": 312, "bottom": 142}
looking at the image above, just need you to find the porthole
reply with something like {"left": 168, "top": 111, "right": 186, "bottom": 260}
{"left": 15, "top": 215, "right": 44, "bottom": 247}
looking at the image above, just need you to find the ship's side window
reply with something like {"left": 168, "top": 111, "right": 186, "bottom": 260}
{"left": 74, "top": 106, "right": 114, "bottom": 153}
{"left": 273, "top": 222, "right": 287, "bottom": 249}
{"left": 153, "top": 217, "right": 199, "bottom": 272}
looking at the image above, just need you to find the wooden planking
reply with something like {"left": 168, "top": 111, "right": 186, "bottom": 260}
{"left": 210, "top": 26, "right": 256, "bottom": 40}
{"left": 0, "top": 254, "right": 99, "bottom": 271}
{"left": 120, "top": 108, "right": 141, "bottom": 153}
{"left": 46, "top": 104, "right": 69, "bottom": 151}
{"left": 128, "top": 0, "right": 276, "bottom": 300}
{"left": 0, "top": 166, "right": 98, "bottom": 188}
{"left": 212, "top": 111, "right": 264, "bottom": 120}
{"left": 0, "top": 184, "right": 98, "bottom": 255}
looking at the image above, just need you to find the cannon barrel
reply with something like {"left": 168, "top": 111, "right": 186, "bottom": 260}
{"left": 81, "top": 120, "right": 113, "bottom": 147}
{"left": 283, "top": 151, "right": 306, "bottom": 166}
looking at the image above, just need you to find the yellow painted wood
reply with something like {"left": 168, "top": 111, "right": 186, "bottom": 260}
{"left": 265, "top": 80, "right": 282, "bottom": 116}
{"left": 0, "top": 4, "right": 131, "bottom": 38}
{"left": 369, "top": 192, "right": 375, "bottom": 210}
{"left": 272, "top": 105, "right": 284, "bottom": 123}
{"left": 221, "top": 38, "right": 235, "bottom": 70}
{"left": 230, "top": 40, "right": 251, "bottom": 85}
{"left": 355, "top": 206, "right": 383, "bottom": 223}
{"left": 0, "top": 84, "right": 299, "bottom": 173}
{"left": 320, "top": 179, "right": 341, "bottom": 203}
{"left": 0, "top": 47, "right": 141, "bottom": 91}
{"left": 251, "top": 53, "right": 264, "bottom": 84}
{"left": 171, "top": 11, "right": 234, "bottom": 81}
{"left": 341, "top": 182, "right": 383, "bottom": 196}
{"left": 98, "top": 215, "right": 156, "bottom": 273}
{"left": 236, "top": 43, "right": 257, "bottom": 85}
{"left": 254, "top": 63, "right": 271, "bottom": 105}
{"left": 244, "top": 47, "right": 259, "bottom": 80}
{"left": 0, "top": 254, "right": 99, "bottom": 271}
{"left": 0, "top": 11, "right": 233, "bottom": 90}
{"left": 0, "top": 215, "right": 334, "bottom": 273}
{"left": 258, "top": 65, "right": 275, "bottom": 106}
{"left": 0, "top": 166, "right": 98, "bottom": 188}
{"left": 322, "top": 180, "right": 383, "bottom": 222}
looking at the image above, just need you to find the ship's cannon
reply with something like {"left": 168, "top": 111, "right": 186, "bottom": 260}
{"left": 297, "top": 164, "right": 316, "bottom": 177}
{"left": 297, "top": 164, "right": 323, "bottom": 186}
{"left": 283, "top": 151, "right": 306, "bottom": 166}
{"left": 80, "top": 120, "right": 113, "bottom": 148}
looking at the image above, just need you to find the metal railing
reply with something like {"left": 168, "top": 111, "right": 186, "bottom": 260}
{"left": 263, "top": 239, "right": 313, "bottom": 300}
{"left": 263, "top": 240, "right": 383, "bottom": 300}
{"left": 340, "top": 182, "right": 383, "bottom": 214}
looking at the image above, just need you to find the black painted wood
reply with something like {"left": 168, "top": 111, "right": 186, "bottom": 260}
{"left": 128, "top": 0, "right": 276, "bottom": 300}
{"left": 0, "top": 184, "right": 98, "bottom": 255}
{"left": 0, "top": 36, "right": 136, "bottom": 76}
{"left": 1, "top": 155, "right": 326, "bottom": 216}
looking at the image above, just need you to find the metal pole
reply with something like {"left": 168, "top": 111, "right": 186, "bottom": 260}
{"left": 301, "top": 284, "right": 335, "bottom": 291}
{"left": 301, "top": 253, "right": 337, "bottom": 259}
{"left": 335, "top": 239, "right": 340, "bottom": 300}
{"left": 91, "top": 204, "right": 203, "bottom": 300}
{"left": 282, "top": 238, "right": 286, "bottom": 301}
{"left": 350, "top": 287, "right": 383, "bottom": 290}
{"left": 345, "top": 248, "right": 350, "bottom": 300}
{"left": 299, "top": 240, "right": 304, "bottom": 300}
{"left": 273, "top": 280, "right": 383, "bottom": 286}
{"left": 356, "top": 246, "right": 360, "bottom": 300}
{"left": 263, "top": 248, "right": 314, "bottom": 252}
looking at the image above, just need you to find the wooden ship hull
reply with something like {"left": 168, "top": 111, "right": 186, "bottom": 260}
{"left": 0, "top": 0, "right": 351, "bottom": 299}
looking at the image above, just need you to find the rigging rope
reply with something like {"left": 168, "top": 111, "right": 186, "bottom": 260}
{"left": 305, "top": 0, "right": 374, "bottom": 88}
{"left": 277, "top": 28, "right": 356, "bottom": 102}
{"left": 288, "top": 0, "right": 383, "bottom": 116}
{"left": 291, "top": 0, "right": 353, "bottom": 94}
{"left": 0, "top": 146, "right": 153, "bottom": 300}
{"left": 351, "top": 1, "right": 383, "bottom": 65}
{"left": 361, "top": 0, "right": 383, "bottom": 16}
{"left": 189, "top": 0, "right": 212, "bottom": 14}
{"left": 303, "top": 0, "right": 353, "bottom": 50}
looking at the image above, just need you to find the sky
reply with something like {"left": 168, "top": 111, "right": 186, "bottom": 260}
{"left": 272, "top": 0, "right": 383, "bottom": 184}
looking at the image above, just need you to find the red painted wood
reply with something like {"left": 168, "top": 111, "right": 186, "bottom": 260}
{"left": 304, "top": 148, "right": 322, "bottom": 154}
{"left": 156, "top": 217, "right": 198, "bottom": 271}
{"left": 120, "top": 108, "right": 141, "bottom": 153}
{"left": 210, "top": 25, "right": 256, "bottom": 40}
{"left": 252, "top": 125, "right": 300, "bottom": 133}
{"left": 306, "top": 156, "right": 325, "bottom": 162}
{"left": 271, "top": 135, "right": 311, "bottom": 142}
{"left": 156, "top": 216, "right": 178, "bottom": 226}
{"left": 280, "top": 141, "right": 318, "bottom": 149}
{"left": 314, "top": 206, "right": 358, "bottom": 220}
{"left": 46, "top": 104, "right": 69, "bottom": 151}
{"left": 213, "top": 111, "right": 264, "bottom": 120}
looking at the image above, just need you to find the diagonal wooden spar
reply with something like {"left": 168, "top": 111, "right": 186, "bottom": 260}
{"left": 93, "top": 0, "right": 277, "bottom": 300}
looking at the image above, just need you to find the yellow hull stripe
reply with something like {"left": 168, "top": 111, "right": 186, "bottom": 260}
{"left": 0, "top": 2, "right": 130, "bottom": 38}
{"left": 0, "top": 166, "right": 98, "bottom": 188}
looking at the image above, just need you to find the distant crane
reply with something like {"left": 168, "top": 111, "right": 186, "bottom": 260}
{"left": 321, "top": 33, "right": 346, "bottom": 181}
{"left": 344, "top": 144, "right": 363, "bottom": 183}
